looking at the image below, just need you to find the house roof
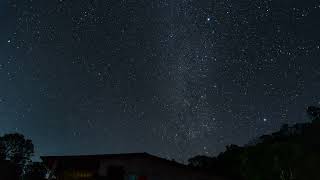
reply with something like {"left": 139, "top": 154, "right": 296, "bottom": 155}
{"left": 42, "top": 152, "right": 154, "bottom": 160}
{"left": 41, "top": 152, "right": 187, "bottom": 169}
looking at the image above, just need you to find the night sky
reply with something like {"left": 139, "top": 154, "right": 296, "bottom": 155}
{"left": 0, "top": 0, "right": 320, "bottom": 162}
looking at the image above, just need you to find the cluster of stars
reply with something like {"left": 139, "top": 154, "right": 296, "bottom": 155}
{"left": 0, "top": 0, "right": 319, "bottom": 161}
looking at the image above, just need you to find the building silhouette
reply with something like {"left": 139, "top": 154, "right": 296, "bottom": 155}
{"left": 41, "top": 152, "right": 226, "bottom": 180}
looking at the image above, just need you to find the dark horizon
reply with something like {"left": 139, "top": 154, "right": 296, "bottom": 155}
{"left": 0, "top": 0, "right": 319, "bottom": 162}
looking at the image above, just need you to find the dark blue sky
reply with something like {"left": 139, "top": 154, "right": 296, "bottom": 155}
{"left": 0, "top": 0, "right": 319, "bottom": 162}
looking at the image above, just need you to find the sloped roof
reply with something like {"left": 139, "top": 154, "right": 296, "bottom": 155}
{"left": 41, "top": 152, "right": 186, "bottom": 168}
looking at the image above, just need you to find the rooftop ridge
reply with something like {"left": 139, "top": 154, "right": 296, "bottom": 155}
{"left": 41, "top": 152, "right": 188, "bottom": 168}
{"left": 41, "top": 152, "right": 149, "bottom": 158}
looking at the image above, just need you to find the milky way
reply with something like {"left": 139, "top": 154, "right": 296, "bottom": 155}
{"left": 0, "top": 0, "right": 319, "bottom": 162}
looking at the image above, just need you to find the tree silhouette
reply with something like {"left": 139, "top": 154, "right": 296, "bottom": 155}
{"left": 188, "top": 106, "right": 320, "bottom": 180}
{"left": 0, "top": 133, "right": 34, "bottom": 174}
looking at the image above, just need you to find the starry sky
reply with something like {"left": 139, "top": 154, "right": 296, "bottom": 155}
{"left": 0, "top": 0, "right": 320, "bottom": 162}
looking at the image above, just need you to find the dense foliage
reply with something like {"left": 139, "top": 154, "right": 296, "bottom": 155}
{"left": 0, "top": 133, "right": 34, "bottom": 175}
{"left": 188, "top": 106, "right": 320, "bottom": 180}
{"left": 0, "top": 133, "right": 46, "bottom": 179}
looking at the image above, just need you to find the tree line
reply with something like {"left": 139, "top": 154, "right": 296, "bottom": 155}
{"left": 188, "top": 106, "right": 320, "bottom": 180}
